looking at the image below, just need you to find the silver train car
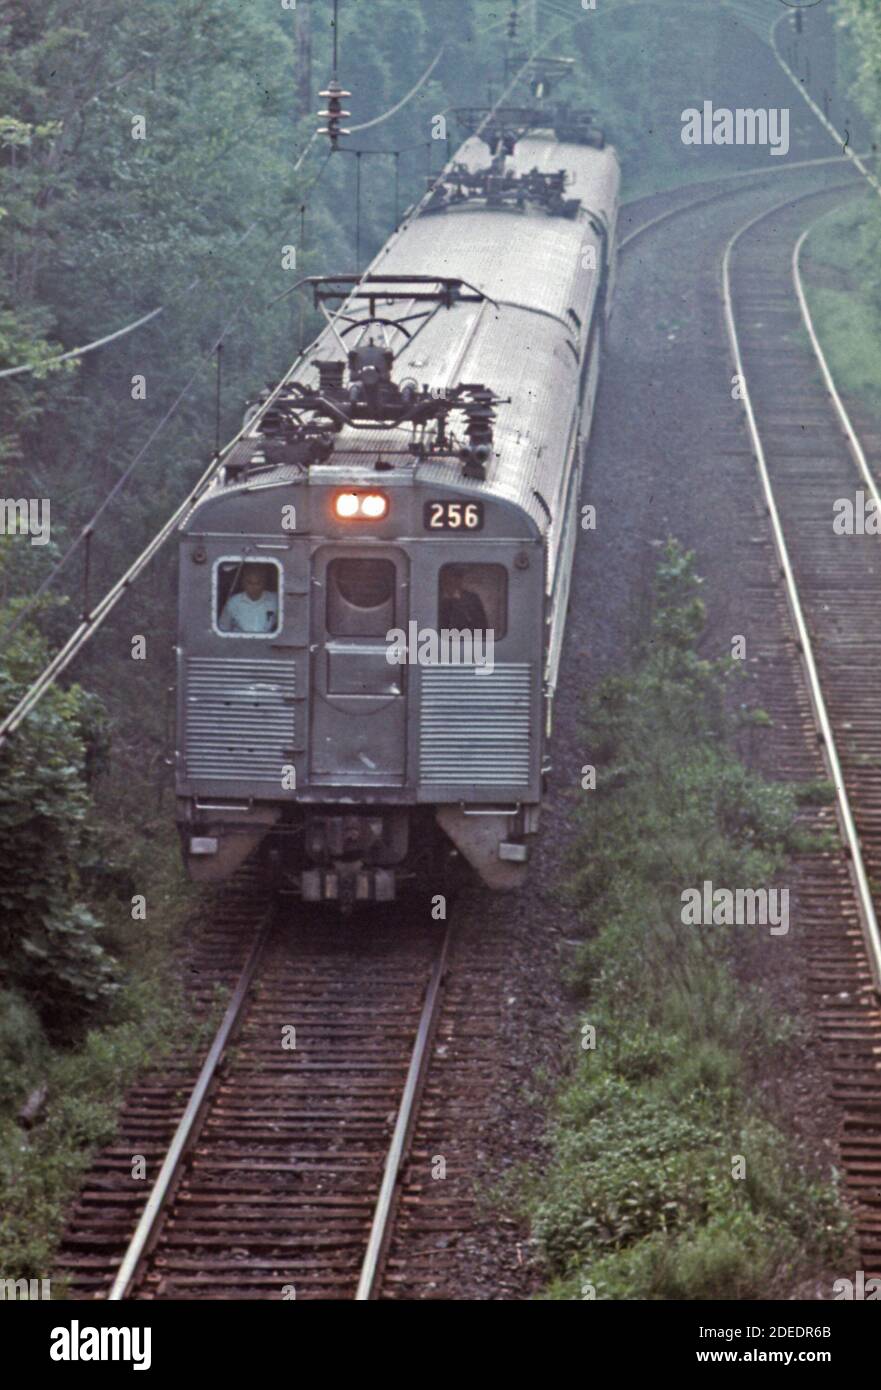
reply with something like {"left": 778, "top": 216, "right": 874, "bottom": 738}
{"left": 174, "top": 130, "right": 620, "bottom": 904}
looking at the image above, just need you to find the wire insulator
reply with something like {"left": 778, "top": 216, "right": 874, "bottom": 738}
{"left": 318, "top": 79, "right": 352, "bottom": 148}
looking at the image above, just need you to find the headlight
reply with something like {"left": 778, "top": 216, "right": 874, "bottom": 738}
{"left": 360, "top": 493, "right": 388, "bottom": 519}
{"left": 333, "top": 491, "right": 388, "bottom": 520}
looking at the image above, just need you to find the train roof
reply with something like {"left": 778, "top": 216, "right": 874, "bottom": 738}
{"left": 184, "top": 133, "right": 620, "bottom": 552}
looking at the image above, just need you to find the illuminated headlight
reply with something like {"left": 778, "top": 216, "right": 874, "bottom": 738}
{"left": 333, "top": 491, "right": 388, "bottom": 520}
{"left": 360, "top": 492, "right": 388, "bottom": 519}
{"left": 335, "top": 492, "right": 360, "bottom": 518}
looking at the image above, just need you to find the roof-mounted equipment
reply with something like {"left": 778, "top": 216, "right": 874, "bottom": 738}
{"left": 424, "top": 158, "right": 581, "bottom": 218}
{"left": 237, "top": 276, "right": 509, "bottom": 482}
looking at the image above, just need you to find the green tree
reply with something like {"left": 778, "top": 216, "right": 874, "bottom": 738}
{"left": 0, "top": 538, "right": 117, "bottom": 1036}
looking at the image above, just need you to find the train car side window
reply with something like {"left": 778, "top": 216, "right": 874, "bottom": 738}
{"left": 327, "top": 558, "right": 396, "bottom": 637}
{"left": 438, "top": 564, "right": 507, "bottom": 638}
{"left": 213, "top": 559, "right": 282, "bottom": 637}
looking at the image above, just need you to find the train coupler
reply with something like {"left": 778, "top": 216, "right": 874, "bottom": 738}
{"left": 300, "top": 866, "right": 396, "bottom": 904}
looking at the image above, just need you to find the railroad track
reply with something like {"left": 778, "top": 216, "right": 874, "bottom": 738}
{"left": 721, "top": 183, "right": 881, "bottom": 1270}
{"left": 618, "top": 169, "right": 881, "bottom": 1272}
{"left": 605, "top": 165, "right": 881, "bottom": 1272}
{"left": 56, "top": 886, "right": 452, "bottom": 1300}
{"left": 618, "top": 154, "right": 878, "bottom": 255}
{"left": 56, "top": 885, "right": 525, "bottom": 1301}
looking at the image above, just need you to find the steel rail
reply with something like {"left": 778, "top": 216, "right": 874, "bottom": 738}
{"left": 619, "top": 183, "right": 765, "bottom": 253}
{"left": 721, "top": 184, "right": 881, "bottom": 996}
{"left": 106, "top": 916, "right": 273, "bottom": 1301}
{"left": 618, "top": 155, "right": 867, "bottom": 254}
{"left": 619, "top": 149, "right": 878, "bottom": 219}
{"left": 792, "top": 212, "right": 881, "bottom": 519}
{"left": 355, "top": 922, "right": 453, "bottom": 1301}
{"left": 769, "top": 10, "right": 881, "bottom": 202}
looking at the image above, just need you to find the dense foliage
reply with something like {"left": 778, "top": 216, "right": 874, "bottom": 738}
{"left": 0, "top": 0, "right": 506, "bottom": 1035}
{"left": 835, "top": 0, "right": 881, "bottom": 313}
{"left": 0, "top": 0, "right": 749, "bottom": 1028}
{"left": 0, "top": 538, "right": 117, "bottom": 1033}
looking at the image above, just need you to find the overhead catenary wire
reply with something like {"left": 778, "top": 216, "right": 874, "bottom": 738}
{"left": 336, "top": 4, "right": 513, "bottom": 138}
{"left": 1, "top": 5, "right": 516, "bottom": 385}
{"left": 3, "top": 5, "right": 594, "bottom": 625}
{"left": 0, "top": 23, "right": 442, "bottom": 385}
{"left": 0, "top": 148, "right": 335, "bottom": 651}
{"left": 0, "top": 136, "right": 333, "bottom": 387}
{"left": 348, "top": 47, "right": 445, "bottom": 133}
{"left": 534, "top": 0, "right": 587, "bottom": 24}
{"left": 326, "top": 139, "right": 435, "bottom": 267}
{"left": 0, "top": 0, "right": 623, "bottom": 736}
{"left": 0, "top": 325, "right": 320, "bottom": 744}
{"left": 0, "top": 304, "right": 171, "bottom": 382}
{"left": 424, "top": 0, "right": 662, "bottom": 154}
{"left": 1, "top": 17, "right": 479, "bottom": 628}
{"left": 427, "top": 4, "right": 596, "bottom": 187}
{"left": 1, "top": 72, "right": 326, "bottom": 385}
{"left": 0, "top": 315, "right": 245, "bottom": 650}
{"left": 293, "top": 128, "right": 320, "bottom": 175}
{"left": 0, "top": 211, "right": 263, "bottom": 385}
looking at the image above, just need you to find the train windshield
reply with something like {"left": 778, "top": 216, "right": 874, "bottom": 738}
{"left": 215, "top": 559, "right": 281, "bottom": 636}
{"left": 327, "top": 557, "right": 396, "bottom": 636}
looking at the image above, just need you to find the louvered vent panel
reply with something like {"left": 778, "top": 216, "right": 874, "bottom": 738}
{"left": 185, "top": 657, "right": 295, "bottom": 782}
{"left": 419, "top": 664, "right": 532, "bottom": 787}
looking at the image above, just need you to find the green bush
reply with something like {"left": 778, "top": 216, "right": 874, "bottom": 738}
{"left": 0, "top": 570, "right": 118, "bottom": 1036}
{"left": 524, "top": 543, "right": 850, "bottom": 1299}
{"left": 0, "top": 988, "right": 47, "bottom": 1106}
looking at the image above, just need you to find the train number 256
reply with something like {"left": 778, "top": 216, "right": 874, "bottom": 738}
{"left": 424, "top": 501, "right": 484, "bottom": 531}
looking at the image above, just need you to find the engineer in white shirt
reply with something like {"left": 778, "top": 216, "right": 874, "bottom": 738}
{"left": 219, "top": 563, "right": 279, "bottom": 634}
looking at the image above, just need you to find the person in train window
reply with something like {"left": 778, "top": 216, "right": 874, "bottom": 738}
{"left": 438, "top": 566, "right": 488, "bottom": 631}
{"left": 219, "top": 563, "right": 279, "bottom": 634}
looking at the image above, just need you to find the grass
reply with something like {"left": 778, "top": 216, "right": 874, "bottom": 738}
{"left": 799, "top": 198, "right": 881, "bottom": 409}
{"left": 515, "top": 542, "right": 851, "bottom": 1300}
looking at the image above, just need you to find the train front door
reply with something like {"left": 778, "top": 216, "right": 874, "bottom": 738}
{"left": 309, "top": 548, "right": 408, "bottom": 787}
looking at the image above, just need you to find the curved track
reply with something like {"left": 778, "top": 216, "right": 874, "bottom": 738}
{"left": 722, "top": 184, "right": 881, "bottom": 1268}
{"left": 613, "top": 168, "right": 881, "bottom": 1272}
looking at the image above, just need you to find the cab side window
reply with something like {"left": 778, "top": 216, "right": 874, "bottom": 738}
{"left": 438, "top": 564, "right": 507, "bottom": 637}
{"left": 215, "top": 559, "right": 281, "bottom": 636}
